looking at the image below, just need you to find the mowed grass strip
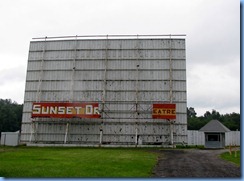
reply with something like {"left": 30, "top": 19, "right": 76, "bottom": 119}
{"left": 0, "top": 146, "right": 158, "bottom": 177}
{"left": 220, "top": 150, "right": 240, "bottom": 166}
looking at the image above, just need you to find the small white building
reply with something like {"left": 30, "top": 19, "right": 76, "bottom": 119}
{"left": 199, "top": 120, "right": 230, "bottom": 148}
{"left": 1, "top": 131, "right": 20, "bottom": 146}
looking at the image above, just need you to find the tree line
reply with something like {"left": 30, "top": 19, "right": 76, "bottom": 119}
{"left": 0, "top": 98, "right": 240, "bottom": 133}
{"left": 187, "top": 107, "right": 240, "bottom": 131}
{"left": 0, "top": 99, "right": 23, "bottom": 133}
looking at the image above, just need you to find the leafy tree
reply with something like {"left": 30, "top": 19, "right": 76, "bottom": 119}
{"left": 187, "top": 107, "right": 197, "bottom": 118}
{"left": 211, "top": 109, "right": 221, "bottom": 120}
{"left": 219, "top": 113, "right": 240, "bottom": 131}
{"left": 0, "top": 99, "right": 23, "bottom": 134}
{"left": 187, "top": 107, "right": 240, "bottom": 131}
{"left": 204, "top": 111, "right": 211, "bottom": 118}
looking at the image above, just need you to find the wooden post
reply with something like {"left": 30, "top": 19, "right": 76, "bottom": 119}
{"left": 234, "top": 144, "right": 237, "bottom": 158}
{"left": 135, "top": 127, "right": 138, "bottom": 146}
{"left": 229, "top": 144, "right": 232, "bottom": 155}
{"left": 64, "top": 123, "right": 69, "bottom": 144}
{"left": 170, "top": 121, "right": 174, "bottom": 145}
{"left": 99, "top": 127, "right": 103, "bottom": 146}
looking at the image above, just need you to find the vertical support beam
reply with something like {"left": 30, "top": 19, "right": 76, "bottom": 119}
{"left": 34, "top": 122, "right": 39, "bottom": 143}
{"left": 36, "top": 37, "right": 47, "bottom": 102}
{"left": 135, "top": 35, "right": 140, "bottom": 117}
{"left": 64, "top": 123, "right": 69, "bottom": 144}
{"left": 100, "top": 35, "right": 109, "bottom": 145}
{"left": 102, "top": 35, "right": 109, "bottom": 112}
{"left": 135, "top": 35, "right": 140, "bottom": 146}
{"left": 33, "top": 38, "right": 46, "bottom": 144}
{"left": 135, "top": 127, "right": 138, "bottom": 146}
{"left": 70, "top": 36, "right": 78, "bottom": 102}
{"left": 29, "top": 122, "right": 34, "bottom": 143}
{"left": 170, "top": 123, "right": 174, "bottom": 145}
{"left": 169, "top": 37, "right": 173, "bottom": 103}
{"left": 169, "top": 35, "right": 174, "bottom": 146}
{"left": 99, "top": 128, "right": 103, "bottom": 146}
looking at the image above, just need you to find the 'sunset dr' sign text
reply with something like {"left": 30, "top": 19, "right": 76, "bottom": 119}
{"left": 32, "top": 102, "right": 101, "bottom": 118}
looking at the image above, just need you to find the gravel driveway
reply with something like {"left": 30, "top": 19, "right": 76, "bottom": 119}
{"left": 152, "top": 149, "right": 240, "bottom": 178}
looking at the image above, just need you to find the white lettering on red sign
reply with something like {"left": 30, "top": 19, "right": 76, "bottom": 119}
{"left": 32, "top": 102, "right": 101, "bottom": 118}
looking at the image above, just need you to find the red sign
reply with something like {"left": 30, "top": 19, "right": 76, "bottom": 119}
{"left": 32, "top": 102, "right": 101, "bottom": 118}
{"left": 152, "top": 104, "right": 176, "bottom": 119}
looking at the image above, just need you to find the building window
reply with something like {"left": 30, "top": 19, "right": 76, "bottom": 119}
{"left": 207, "top": 134, "right": 220, "bottom": 141}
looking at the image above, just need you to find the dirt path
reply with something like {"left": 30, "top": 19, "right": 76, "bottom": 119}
{"left": 152, "top": 149, "right": 240, "bottom": 178}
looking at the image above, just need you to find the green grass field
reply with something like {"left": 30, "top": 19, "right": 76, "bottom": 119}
{"left": 0, "top": 146, "right": 158, "bottom": 178}
{"left": 220, "top": 150, "right": 240, "bottom": 166}
{"left": 1, "top": 146, "right": 239, "bottom": 178}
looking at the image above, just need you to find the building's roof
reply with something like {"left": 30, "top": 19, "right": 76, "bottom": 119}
{"left": 199, "top": 120, "right": 230, "bottom": 132}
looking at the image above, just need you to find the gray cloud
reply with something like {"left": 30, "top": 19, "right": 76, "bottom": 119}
{"left": 0, "top": 66, "right": 26, "bottom": 86}
{"left": 0, "top": 0, "right": 240, "bottom": 115}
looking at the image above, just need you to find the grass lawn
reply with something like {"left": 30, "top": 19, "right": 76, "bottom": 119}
{"left": 0, "top": 146, "right": 158, "bottom": 178}
{"left": 219, "top": 150, "right": 240, "bottom": 166}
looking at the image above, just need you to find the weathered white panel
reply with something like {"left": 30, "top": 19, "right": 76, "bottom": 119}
{"left": 187, "top": 131, "right": 240, "bottom": 146}
{"left": 23, "top": 102, "right": 32, "bottom": 113}
{"left": 106, "top": 91, "right": 135, "bottom": 102}
{"left": 25, "top": 82, "right": 38, "bottom": 91}
{"left": 75, "top": 60, "right": 105, "bottom": 69}
{"left": 1, "top": 132, "right": 20, "bottom": 146}
{"left": 22, "top": 38, "right": 187, "bottom": 146}
{"left": 30, "top": 40, "right": 74, "bottom": 51}
{"left": 22, "top": 113, "right": 32, "bottom": 122}
{"left": 45, "top": 40, "right": 76, "bottom": 50}
{"left": 187, "top": 130, "right": 205, "bottom": 145}
{"left": 44, "top": 61, "right": 73, "bottom": 70}
{"left": 26, "top": 71, "right": 41, "bottom": 81}
{"left": 26, "top": 71, "right": 72, "bottom": 81}
{"left": 75, "top": 70, "right": 104, "bottom": 80}
{"left": 225, "top": 131, "right": 240, "bottom": 146}
{"left": 27, "top": 61, "right": 42, "bottom": 70}
{"left": 107, "top": 70, "right": 171, "bottom": 80}
{"left": 74, "top": 81, "right": 103, "bottom": 91}
{"left": 43, "top": 81, "right": 70, "bottom": 91}
{"left": 140, "top": 39, "right": 185, "bottom": 49}
{"left": 172, "top": 71, "right": 186, "bottom": 80}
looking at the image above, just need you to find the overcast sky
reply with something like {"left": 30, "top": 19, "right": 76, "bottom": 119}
{"left": 0, "top": 0, "right": 240, "bottom": 116}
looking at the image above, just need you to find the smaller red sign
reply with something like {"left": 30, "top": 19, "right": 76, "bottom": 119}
{"left": 32, "top": 102, "right": 101, "bottom": 119}
{"left": 152, "top": 104, "right": 176, "bottom": 119}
